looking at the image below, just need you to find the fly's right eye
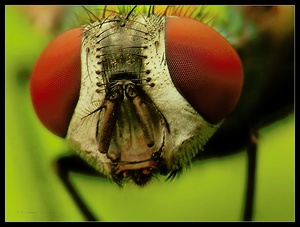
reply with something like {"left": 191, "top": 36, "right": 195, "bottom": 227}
{"left": 30, "top": 27, "right": 83, "bottom": 137}
{"left": 165, "top": 17, "right": 243, "bottom": 124}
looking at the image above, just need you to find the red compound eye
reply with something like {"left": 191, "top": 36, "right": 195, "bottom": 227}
{"left": 165, "top": 17, "right": 243, "bottom": 124}
{"left": 30, "top": 27, "right": 83, "bottom": 137}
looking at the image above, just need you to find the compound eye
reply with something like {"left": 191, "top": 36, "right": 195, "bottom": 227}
{"left": 165, "top": 17, "right": 243, "bottom": 124}
{"left": 30, "top": 27, "right": 83, "bottom": 137}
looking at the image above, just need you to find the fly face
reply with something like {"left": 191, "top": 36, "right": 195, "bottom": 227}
{"left": 66, "top": 14, "right": 218, "bottom": 185}
{"left": 31, "top": 7, "right": 243, "bottom": 187}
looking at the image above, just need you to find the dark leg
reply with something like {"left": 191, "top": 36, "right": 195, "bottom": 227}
{"left": 243, "top": 131, "right": 258, "bottom": 221}
{"left": 54, "top": 154, "right": 105, "bottom": 221}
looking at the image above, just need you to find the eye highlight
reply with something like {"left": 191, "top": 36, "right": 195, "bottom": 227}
{"left": 30, "top": 27, "right": 83, "bottom": 137}
{"left": 165, "top": 17, "right": 243, "bottom": 124}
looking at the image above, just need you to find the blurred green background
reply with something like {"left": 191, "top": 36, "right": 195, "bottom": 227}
{"left": 5, "top": 5, "right": 294, "bottom": 221}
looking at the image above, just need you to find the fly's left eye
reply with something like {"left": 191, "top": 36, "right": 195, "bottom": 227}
{"left": 30, "top": 27, "right": 83, "bottom": 137}
{"left": 165, "top": 17, "right": 243, "bottom": 124}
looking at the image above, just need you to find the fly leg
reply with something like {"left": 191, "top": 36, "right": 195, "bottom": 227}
{"left": 243, "top": 130, "right": 258, "bottom": 221}
{"left": 54, "top": 154, "right": 104, "bottom": 221}
{"left": 196, "top": 121, "right": 259, "bottom": 221}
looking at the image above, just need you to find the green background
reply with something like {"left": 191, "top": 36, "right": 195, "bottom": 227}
{"left": 5, "top": 6, "right": 294, "bottom": 221}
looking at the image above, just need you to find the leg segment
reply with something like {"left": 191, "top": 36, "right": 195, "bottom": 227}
{"left": 54, "top": 154, "right": 105, "bottom": 221}
{"left": 243, "top": 131, "right": 258, "bottom": 221}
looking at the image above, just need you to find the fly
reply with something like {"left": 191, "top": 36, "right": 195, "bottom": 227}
{"left": 28, "top": 5, "right": 294, "bottom": 222}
